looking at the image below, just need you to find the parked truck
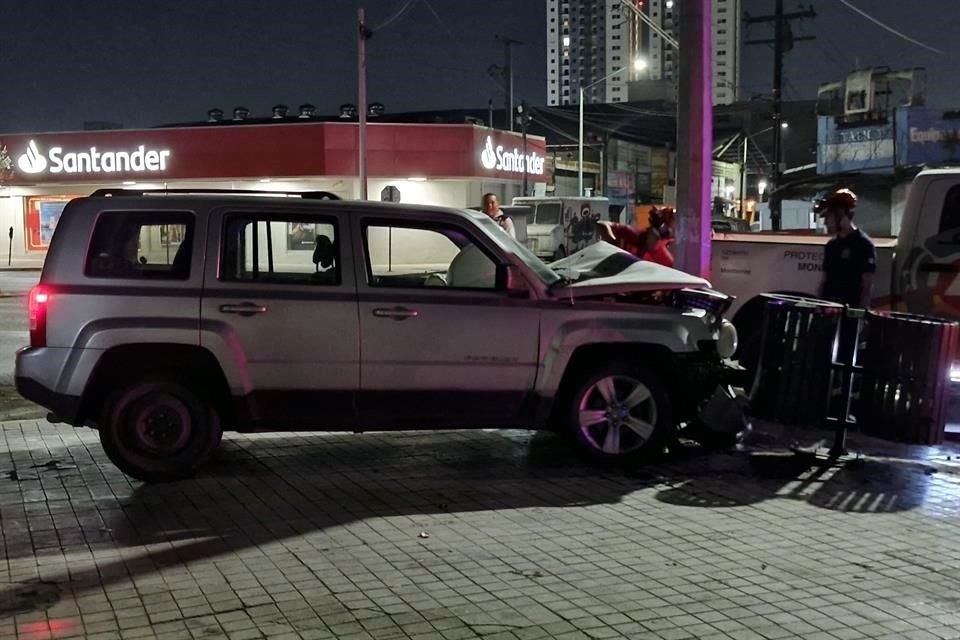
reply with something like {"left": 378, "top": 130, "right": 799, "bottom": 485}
{"left": 512, "top": 196, "right": 610, "bottom": 261}
{"left": 713, "top": 168, "right": 960, "bottom": 377}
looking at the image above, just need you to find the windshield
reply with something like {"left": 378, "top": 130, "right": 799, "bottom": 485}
{"left": 533, "top": 203, "right": 562, "bottom": 225}
{"left": 474, "top": 215, "right": 562, "bottom": 286}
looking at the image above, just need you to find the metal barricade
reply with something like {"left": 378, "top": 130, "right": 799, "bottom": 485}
{"left": 749, "top": 295, "right": 844, "bottom": 427}
{"left": 858, "top": 311, "right": 959, "bottom": 445}
{"left": 749, "top": 295, "right": 959, "bottom": 447}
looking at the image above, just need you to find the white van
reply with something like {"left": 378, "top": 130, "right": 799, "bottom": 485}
{"left": 513, "top": 197, "right": 610, "bottom": 261}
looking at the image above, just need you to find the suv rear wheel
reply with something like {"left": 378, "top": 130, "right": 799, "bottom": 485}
{"left": 565, "top": 363, "right": 672, "bottom": 461}
{"left": 99, "top": 379, "right": 222, "bottom": 482}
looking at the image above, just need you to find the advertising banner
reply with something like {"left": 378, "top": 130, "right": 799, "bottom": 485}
{"left": 24, "top": 195, "right": 79, "bottom": 251}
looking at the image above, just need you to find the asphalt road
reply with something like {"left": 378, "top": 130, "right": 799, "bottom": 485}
{"left": 0, "top": 271, "right": 42, "bottom": 419}
{"left": 0, "top": 271, "right": 36, "bottom": 385}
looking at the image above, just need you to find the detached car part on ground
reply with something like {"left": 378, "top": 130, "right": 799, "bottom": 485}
{"left": 17, "top": 191, "right": 743, "bottom": 482}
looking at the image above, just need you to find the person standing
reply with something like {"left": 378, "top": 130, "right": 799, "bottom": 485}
{"left": 481, "top": 193, "right": 516, "bottom": 239}
{"left": 816, "top": 189, "right": 875, "bottom": 421}
{"left": 816, "top": 189, "right": 875, "bottom": 308}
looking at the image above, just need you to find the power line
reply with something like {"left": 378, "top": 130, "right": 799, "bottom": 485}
{"left": 372, "top": 0, "right": 419, "bottom": 32}
{"left": 836, "top": 0, "right": 945, "bottom": 55}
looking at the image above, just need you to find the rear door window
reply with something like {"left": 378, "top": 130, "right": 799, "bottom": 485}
{"left": 85, "top": 211, "right": 194, "bottom": 279}
{"left": 221, "top": 214, "right": 341, "bottom": 286}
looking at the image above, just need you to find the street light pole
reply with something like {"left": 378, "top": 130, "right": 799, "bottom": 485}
{"left": 358, "top": 8, "right": 371, "bottom": 200}
{"left": 578, "top": 58, "right": 646, "bottom": 197}
{"left": 578, "top": 87, "right": 585, "bottom": 197}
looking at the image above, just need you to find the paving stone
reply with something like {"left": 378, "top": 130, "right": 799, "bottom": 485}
{"left": 3, "top": 422, "right": 960, "bottom": 640}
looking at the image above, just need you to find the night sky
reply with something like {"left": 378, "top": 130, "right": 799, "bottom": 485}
{"left": 0, "top": 0, "right": 955, "bottom": 133}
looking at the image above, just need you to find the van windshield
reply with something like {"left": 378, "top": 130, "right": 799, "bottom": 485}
{"left": 533, "top": 203, "right": 562, "bottom": 225}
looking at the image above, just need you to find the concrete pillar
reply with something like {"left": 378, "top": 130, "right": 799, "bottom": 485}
{"left": 674, "top": 0, "right": 713, "bottom": 280}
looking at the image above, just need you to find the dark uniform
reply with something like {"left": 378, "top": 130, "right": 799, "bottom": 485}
{"left": 822, "top": 227, "right": 876, "bottom": 307}
{"left": 822, "top": 228, "right": 877, "bottom": 415}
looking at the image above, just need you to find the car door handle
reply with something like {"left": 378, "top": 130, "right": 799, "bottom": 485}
{"left": 372, "top": 307, "right": 419, "bottom": 320}
{"left": 220, "top": 302, "right": 268, "bottom": 316}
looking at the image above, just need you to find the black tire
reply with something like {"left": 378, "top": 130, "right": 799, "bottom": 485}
{"left": 563, "top": 363, "right": 673, "bottom": 462}
{"left": 553, "top": 245, "right": 567, "bottom": 261}
{"left": 99, "top": 379, "right": 222, "bottom": 482}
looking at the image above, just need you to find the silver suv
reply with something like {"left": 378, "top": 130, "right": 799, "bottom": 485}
{"left": 16, "top": 189, "right": 739, "bottom": 482}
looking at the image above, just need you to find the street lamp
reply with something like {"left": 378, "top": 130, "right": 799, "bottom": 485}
{"left": 579, "top": 57, "right": 647, "bottom": 196}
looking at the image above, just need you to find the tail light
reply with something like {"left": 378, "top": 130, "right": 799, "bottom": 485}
{"left": 28, "top": 286, "right": 50, "bottom": 348}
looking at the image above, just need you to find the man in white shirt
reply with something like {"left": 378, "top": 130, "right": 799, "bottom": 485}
{"left": 481, "top": 193, "right": 516, "bottom": 239}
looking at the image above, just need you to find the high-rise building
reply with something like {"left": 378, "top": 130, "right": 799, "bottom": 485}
{"left": 546, "top": 0, "right": 644, "bottom": 106}
{"left": 546, "top": 0, "right": 741, "bottom": 106}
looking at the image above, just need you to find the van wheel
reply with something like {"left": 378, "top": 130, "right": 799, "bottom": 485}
{"left": 564, "top": 363, "right": 672, "bottom": 461}
{"left": 100, "top": 379, "right": 222, "bottom": 483}
{"left": 553, "top": 245, "right": 567, "bottom": 261}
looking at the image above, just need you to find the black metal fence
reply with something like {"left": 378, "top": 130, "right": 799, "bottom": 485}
{"left": 858, "top": 311, "right": 959, "bottom": 445}
{"left": 749, "top": 295, "right": 959, "bottom": 446}
{"left": 749, "top": 295, "right": 843, "bottom": 427}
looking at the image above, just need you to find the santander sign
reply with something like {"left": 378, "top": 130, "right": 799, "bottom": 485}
{"left": 480, "top": 136, "right": 544, "bottom": 176}
{"left": 16, "top": 139, "right": 171, "bottom": 176}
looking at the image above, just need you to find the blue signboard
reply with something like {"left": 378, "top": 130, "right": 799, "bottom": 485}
{"left": 817, "top": 116, "right": 894, "bottom": 174}
{"left": 898, "top": 108, "right": 960, "bottom": 167}
{"left": 818, "top": 107, "right": 960, "bottom": 175}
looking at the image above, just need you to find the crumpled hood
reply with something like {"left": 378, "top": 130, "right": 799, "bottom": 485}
{"left": 550, "top": 241, "right": 710, "bottom": 296}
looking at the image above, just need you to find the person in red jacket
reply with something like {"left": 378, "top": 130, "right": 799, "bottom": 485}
{"left": 642, "top": 226, "right": 675, "bottom": 268}
{"left": 596, "top": 220, "right": 644, "bottom": 256}
{"left": 596, "top": 221, "right": 675, "bottom": 268}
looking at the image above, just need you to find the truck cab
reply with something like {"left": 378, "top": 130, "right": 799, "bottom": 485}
{"left": 891, "top": 168, "right": 960, "bottom": 319}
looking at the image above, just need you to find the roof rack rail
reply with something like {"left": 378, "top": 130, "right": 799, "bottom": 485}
{"left": 88, "top": 188, "right": 342, "bottom": 200}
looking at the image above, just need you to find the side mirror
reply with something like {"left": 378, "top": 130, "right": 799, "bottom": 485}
{"left": 503, "top": 264, "right": 529, "bottom": 299}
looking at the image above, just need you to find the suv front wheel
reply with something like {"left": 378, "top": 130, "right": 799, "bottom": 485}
{"left": 565, "top": 363, "right": 672, "bottom": 461}
{"left": 99, "top": 379, "right": 222, "bottom": 482}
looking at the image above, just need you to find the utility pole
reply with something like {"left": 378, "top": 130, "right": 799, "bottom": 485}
{"left": 745, "top": 3, "right": 816, "bottom": 230}
{"left": 358, "top": 8, "right": 372, "bottom": 200}
{"left": 496, "top": 35, "right": 524, "bottom": 131}
{"left": 674, "top": 0, "right": 712, "bottom": 279}
{"left": 519, "top": 101, "right": 529, "bottom": 197}
{"left": 740, "top": 132, "right": 748, "bottom": 218}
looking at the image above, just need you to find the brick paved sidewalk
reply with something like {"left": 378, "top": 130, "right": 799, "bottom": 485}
{"left": 2, "top": 419, "right": 960, "bottom": 640}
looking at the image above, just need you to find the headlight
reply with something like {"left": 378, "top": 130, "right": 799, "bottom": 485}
{"left": 717, "top": 319, "right": 738, "bottom": 359}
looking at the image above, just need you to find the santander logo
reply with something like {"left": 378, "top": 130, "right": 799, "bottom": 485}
{"left": 17, "top": 140, "right": 48, "bottom": 174}
{"left": 479, "top": 135, "right": 545, "bottom": 176}
{"left": 480, "top": 136, "right": 497, "bottom": 170}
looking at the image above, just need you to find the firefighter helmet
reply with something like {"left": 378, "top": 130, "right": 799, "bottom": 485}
{"left": 814, "top": 188, "right": 858, "bottom": 215}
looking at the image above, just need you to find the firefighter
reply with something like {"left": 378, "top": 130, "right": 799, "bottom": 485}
{"left": 816, "top": 189, "right": 875, "bottom": 309}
